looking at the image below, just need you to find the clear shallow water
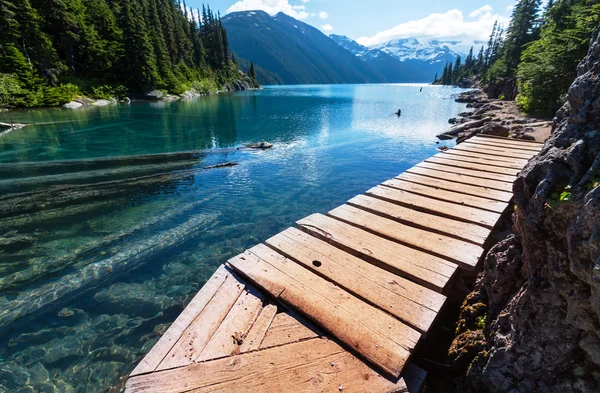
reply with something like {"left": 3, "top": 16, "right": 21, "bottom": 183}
{"left": 0, "top": 84, "right": 466, "bottom": 392}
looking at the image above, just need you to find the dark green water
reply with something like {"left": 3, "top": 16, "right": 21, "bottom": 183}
{"left": 0, "top": 84, "right": 466, "bottom": 392}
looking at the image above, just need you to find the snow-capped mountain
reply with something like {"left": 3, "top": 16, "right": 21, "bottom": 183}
{"left": 330, "top": 34, "right": 464, "bottom": 82}
{"left": 329, "top": 34, "right": 432, "bottom": 82}
{"left": 370, "top": 38, "right": 464, "bottom": 65}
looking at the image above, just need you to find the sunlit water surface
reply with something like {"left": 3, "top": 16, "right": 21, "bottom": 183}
{"left": 0, "top": 84, "right": 467, "bottom": 392}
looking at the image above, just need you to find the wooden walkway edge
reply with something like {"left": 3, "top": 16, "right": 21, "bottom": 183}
{"left": 125, "top": 135, "right": 542, "bottom": 392}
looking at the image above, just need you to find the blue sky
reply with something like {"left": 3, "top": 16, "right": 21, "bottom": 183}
{"left": 187, "top": 0, "right": 518, "bottom": 52}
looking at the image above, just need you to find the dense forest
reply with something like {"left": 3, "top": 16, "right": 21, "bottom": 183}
{"left": 435, "top": 0, "right": 600, "bottom": 116}
{"left": 0, "top": 0, "right": 258, "bottom": 108}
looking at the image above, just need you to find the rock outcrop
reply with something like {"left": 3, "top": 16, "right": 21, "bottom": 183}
{"left": 451, "top": 25, "right": 600, "bottom": 393}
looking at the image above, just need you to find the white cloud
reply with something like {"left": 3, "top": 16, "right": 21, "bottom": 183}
{"left": 469, "top": 5, "right": 493, "bottom": 18}
{"left": 319, "top": 11, "right": 328, "bottom": 19}
{"left": 227, "top": 0, "right": 310, "bottom": 20}
{"left": 301, "top": 0, "right": 309, "bottom": 3}
{"left": 356, "top": 6, "right": 509, "bottom": 54}
{"left": 321, "top": 24, "right": 334, "bottom": 32}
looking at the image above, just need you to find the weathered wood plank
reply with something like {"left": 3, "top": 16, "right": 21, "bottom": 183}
{"left": 441, "top": 149, "right": 529, "bottom": 167}
{"left": 395, "top": 172, "right": 513, "bottom": 203}
{"left": 452, "top": 143, "right": 535, "bottom": 160}
{"left": 157, "top": 272, "right": 246, "bottom": 370}
{"left": 382, "top": 178, "right": 509, "bottom": 214}
{"left": 259, "top": 311, "right": 320, "bottom": 350}
{"left": 407, "top": 165, "right": 514, "bottom": 193}
{"left": 465, "top": 138, "right": 542, "bottom": 153}
{"left": 130, "top": 265, "right": 231, "bottom": 377}
{"left": 125, "top": 338, "right": 408, "bottom": 393}
{"left": 227, "top": 244, "right": 421, "bottom": 377}
{"left": 348, "top": 194, "right": 491, "bottom": 245}
{"left": 197, "top": 287, "right": 265, "bottom": 362}
{"left": 475, "top": 134, "right": 544, "bottom": 145}
{"left": 266, "top": 227, "right": 446, "bottom": 333}
{"left": 367, "top": 185, "right": 501, "bottom": 229}
{"left": 416, "top": 162, "right": 517, "bottom": 183}
{"left": 239, "top": 304, "right": 278, "bottom": 353}
{"left": 328, "top": 204, "right": 483, "bottom": 270}
{"left": 425, "top": 156, "right": 521, "bottom": 176}
{"left": 434, "top": 152, "right": 524, "bottom": 170}
{"left": 296, "top": 213, "right": 456, "bottom": 292}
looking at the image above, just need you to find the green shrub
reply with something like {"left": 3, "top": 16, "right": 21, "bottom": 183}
{"left": 0, "top": 74, "right": 25, "bottom": 107}
{"left": 191, "top": 79, "right": 218, "bottom": 94}
{"left": 91, "top": 84, "right": 127, "bottom": 100}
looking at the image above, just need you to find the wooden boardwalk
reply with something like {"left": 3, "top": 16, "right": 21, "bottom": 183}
{"left": 125, "top": 135, "right": 543, "bottom": 393}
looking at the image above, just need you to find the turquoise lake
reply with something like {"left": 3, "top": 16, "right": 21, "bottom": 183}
{"left": 0, "top": 84, "right": 467, "bottom": 392}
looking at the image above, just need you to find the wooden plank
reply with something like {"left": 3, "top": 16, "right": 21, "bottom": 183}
{"left": 328, "top": 204, "right": 483, "bottom": 271}
{"left": 395, "top": 172, "right": 514, "bottom": 203}
{"left": 157, "top": 272, "right": 246, "bottom": 370}
{"left": 125, "top": 338, "right": 408, "bottom": 393}
{"left": 348, "top": 195, "right": 491, "bottom": 245}
{"left": 296, "top": 213, "right": 456, "bottom": 292}
{"left": 425, "top": 156, "right": 521, "bottom": 176}
{"left": 465, "top": 138, "right": 542, "bottom": 152}
{"left": 259, "top": 311, "right": 320, "bottom": 350}
{"left": 473, "top": 135, "right": 544, "bottom": 148}
{"left": 227, "top": 244, "right": 421, "bottom": 377}
{"left": 382, "top": 178, "right": 508, "bottom": 214}
{"left": 367, "top": 185, "right": 501, "bottom": 229}
{"left": 239, "top": 304, "right": 278, "bottom": 353}
{"left": 407, "top": 166, "right": 514, "bottom": 193}
{"left": 476, "top": 134, "right": 544, "bottom": 145}
{"left": 416, "top": 162, "right": 517, "bottom": 183}
{"left": 434, "top": 152, "right": 524, "bottom": 170}
{"left": 266, "top": 227, "right": 446, "bottom": 333}
{"left": 130, "top": 265, "right": 232, "bottom": 377}
{"left": 441, "top": 149, "right": 529, "bottom": 167}
{"left": 197, "top": 287, "right": 265, "bottom": 362}
{"left": 452, "top": 143, "right": 535, "bottom": 160}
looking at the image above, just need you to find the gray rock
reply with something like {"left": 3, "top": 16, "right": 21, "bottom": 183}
{"left": 91, "top": 99, "right": 113, "bottom": 106}
{"left": 452, "top": 23, "right": 600, "bottom": 393}
{"left": 62, "top": 101, "right": 83, "bottom": 109}
{"left": 480, "top": 123, "right": 510, "bottom": 137}
{"left": 143, "top": 90, "right": 163, "bottom": 100}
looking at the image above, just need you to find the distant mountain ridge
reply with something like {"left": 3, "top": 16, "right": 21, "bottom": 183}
{"left": 329, "top": 35, "right": 431, "bottom": 82}
{"left": 222, "top": 11, "right": 387, "bottom": 85}
{"left": 222, "top": 11, "right": 462, "bottom": 85}
{"left": 331, "top": 35, "right": 464, "bottom": 82}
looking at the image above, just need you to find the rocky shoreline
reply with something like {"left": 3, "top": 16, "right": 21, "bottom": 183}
{"left": 438, "top": 89, "right": 552, "bottom": 144}
{"left": 60, "top": 72, "right": 260, "bottom": 110}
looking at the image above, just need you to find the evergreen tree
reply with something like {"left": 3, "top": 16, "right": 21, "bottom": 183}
{"left": 249, "top": 61, "right": 256, "bottom": 80}
{"left": 517, "top": 0, "right": 600, "bottom": 114}
{"left": 502, "top": 0, "right": 543, "bottom": 75}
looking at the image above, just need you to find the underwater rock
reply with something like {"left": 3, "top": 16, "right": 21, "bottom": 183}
{"left": 246, "top": 142, "right": 273, "bottom": 149}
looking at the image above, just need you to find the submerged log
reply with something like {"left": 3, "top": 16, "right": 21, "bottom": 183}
{"left": 0, "top": 162, "right": 237, "bottom": 218}
{"left": 0, "top": 211, "right": 219, "bottom": 328}
{"left": 0, "top": 159, "right": 201, "bottom": 193}
{"left": 0, "top": 200, "right": 204, "bottom": 292}
{"left": 0, "top": 149, "right": 236, "bottom": 179}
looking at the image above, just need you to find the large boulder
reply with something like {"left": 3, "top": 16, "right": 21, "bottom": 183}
{"left": 452, "top": 25, "right": 600, "bottom": 392}
{"left": 143, "top": 90, "right": 163, "bottom": 100}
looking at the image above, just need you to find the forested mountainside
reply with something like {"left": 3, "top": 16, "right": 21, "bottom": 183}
{"left": 436, "top": 0, "right": 600, "bottom": 117}
{"left": 329, "top": 35, "right": 433, "bottom": 82}
{"left": 0, "top": 0, "right": 258, "bottom": 108}
{"left": 222, "top": 11, "right": 387, "bottom": 85}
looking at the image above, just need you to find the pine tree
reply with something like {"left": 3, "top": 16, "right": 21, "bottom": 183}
{"left": 502, "top": 0, "right": 542, "bottom": 75}
{"left": 249, "top": 61, "right": 256, "bottom": 80}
